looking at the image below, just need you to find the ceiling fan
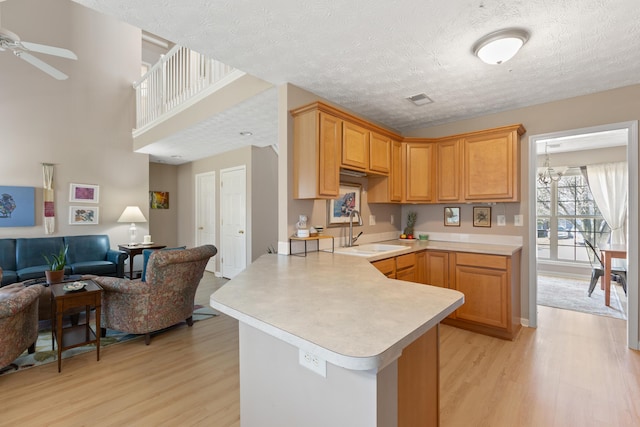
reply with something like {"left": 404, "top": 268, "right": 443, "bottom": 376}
{"left": 0, "top": 9, "right": 77, "bottom": 80}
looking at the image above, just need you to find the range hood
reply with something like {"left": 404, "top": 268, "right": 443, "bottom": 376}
{"left": 340, "top": 168, "right": 367, "bottom": 178}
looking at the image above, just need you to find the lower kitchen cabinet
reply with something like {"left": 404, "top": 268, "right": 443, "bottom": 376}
{"left": 447, "top": 251, "right": 521, "bottom": 340}
{"left": 371, "top": 252, "right": 416, "bottom": 282}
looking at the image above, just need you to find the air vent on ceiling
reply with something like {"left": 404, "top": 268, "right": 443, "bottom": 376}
{"left": 340, "top": 168, "right": 367, "bottom": 178}
{"left": 406, "top": 93, "right": 434, "bottom": 106}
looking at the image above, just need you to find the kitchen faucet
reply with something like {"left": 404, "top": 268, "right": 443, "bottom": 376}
{"left": 347, "top": 209, "right": 363, "bottom": 247}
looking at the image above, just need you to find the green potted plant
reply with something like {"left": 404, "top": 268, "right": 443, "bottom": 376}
{"left": 43, "top": 244, "right": 68, "bottom": 284}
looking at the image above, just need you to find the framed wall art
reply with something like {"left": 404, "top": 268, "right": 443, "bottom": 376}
{"left": 149, "top": 191, "right": 169, "bottom": 209}
{"left": 327, "top": 182, "right": 361, "bottom": 226}
{"left": 69, "top": 206, "right": 99, "bottom": 225}
{"left": 444, "top": 207, "right": 460, "bottom": 227}
{"left": 473, "top": 206, "right": 491, "bottom": 227}
{"left": 0, "top": 186, "right": 35, "bottom": 227}
{"left": 69, "top": 183, "right": 99, "bottom": 203}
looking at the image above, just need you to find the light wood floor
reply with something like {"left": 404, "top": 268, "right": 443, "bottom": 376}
{"left": 1, "top": 273, "right": 639, "bottom": 426}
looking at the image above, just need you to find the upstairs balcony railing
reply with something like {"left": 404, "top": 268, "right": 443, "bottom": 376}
{"left": 133, "top": 45, "right": 237, "bottom": 132}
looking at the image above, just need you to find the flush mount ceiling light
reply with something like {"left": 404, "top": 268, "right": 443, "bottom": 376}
{"left": 473, "top": 28, "right": 529, "bottom": 65}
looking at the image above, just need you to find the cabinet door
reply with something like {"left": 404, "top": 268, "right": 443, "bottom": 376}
{"left": 454, "top": 264, "right": 508, "bottom": 329}
{"left": 416, "top": 251, "right": 427, "bottom": 284}
{"left": 390, "top": 140, "right": 403, "bottom": 202}
{"left": 405, "top": 142, "right": 434, "bottom": 202}
{"left": 369, "top": 132, "right": 390, "bottom": 175}
{"left": 462, "top": 128, "right": 519, "bottom": 201}
{"left": 372, "top": 257, "right": 396, "bottom": 278}
{"left": 436, "top": 139, "right": 460, "bottom": 202}
{"left": 318, "top": 113, "right": 342, "bottom": 197}
{"left": 342, "top": 121, "right": 369, "bottom": 171}
{"left": 425, "top": 251, "right": 449, "bottom": 288}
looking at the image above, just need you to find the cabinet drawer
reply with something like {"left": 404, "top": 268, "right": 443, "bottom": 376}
{"left": 372, "top": 258, "right": 396, "bottom": 277}
{"left": 396, "top": 253, "right": 416, "bottom": 270}
{"left": 455, "top": 253, "right": 506, "bottom": 270}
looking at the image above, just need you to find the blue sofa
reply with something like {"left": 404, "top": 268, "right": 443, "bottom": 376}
{"left": 0, "top": 235, "right": 126, "bottom": 286}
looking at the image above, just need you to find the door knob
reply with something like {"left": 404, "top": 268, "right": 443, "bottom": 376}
{"left": 198, "top": 227, "right": 204, "bottom": 230}
{"left": 238, "top": 230, "right": 244, "bottom": 234}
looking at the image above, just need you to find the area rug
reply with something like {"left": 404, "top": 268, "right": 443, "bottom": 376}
{"left": 0, "top": 305, "right": 218, "bottom": 376}
{"left": 537, "top": 274, "right": 626, "bottom": 320}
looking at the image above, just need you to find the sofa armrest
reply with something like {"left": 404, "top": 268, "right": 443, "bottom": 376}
{"left": 107, "top": 250, "right": 127, "bottom": 278}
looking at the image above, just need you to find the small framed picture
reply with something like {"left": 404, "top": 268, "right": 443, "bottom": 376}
{"left": 69, "top": 183, "right": 99, "bottom": 203}
{"left": 150, "top": 191, "right": 169, "bottom": 209}
{"left": 444, "top": 207, "right": 460, "bottom": 227}
{"left": 69, "top": 206, "right": 99, "bottom": 225}
{"left": 327, "top": 182, "right": 362, "bottom": 226}
{"left": 473, "top": 206, "right": 491, "bottom": 227}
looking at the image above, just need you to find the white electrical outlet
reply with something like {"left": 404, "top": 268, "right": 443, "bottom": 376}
{"left": 390, "top": 214, "right": 395, "bottom": 225}
{"left": 299, "top": 349, "right": 326, "bottom": 377}
{"left": 369, "top": 215, "right": 376, "bottom": 226}
{"left": 514, "top": 214, "right": 524, "bottom": 226}
{"left": 497, "top": 215, "right": 506, "bottom": 226}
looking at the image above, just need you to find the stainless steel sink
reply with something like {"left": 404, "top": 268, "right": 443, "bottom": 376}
{"left": 334, "top": 243, "right": 406, "bottom": 257}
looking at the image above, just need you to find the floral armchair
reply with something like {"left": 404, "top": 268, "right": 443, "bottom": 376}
{"left": 92, "top": 245, "right": 217, "bottom": 345}
{"left": 0, "top": 280, "right": 43, "bottom": 373}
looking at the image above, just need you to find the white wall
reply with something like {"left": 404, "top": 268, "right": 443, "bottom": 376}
{"left": 0, "top": 0, "right": 147, "bottom": 246}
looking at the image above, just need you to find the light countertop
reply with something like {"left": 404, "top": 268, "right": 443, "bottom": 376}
{"left": 353, "top": 238, "right": 523, "bottom": 262}
{"left": 210, "top": 252, "right": 463, "bottom": 371}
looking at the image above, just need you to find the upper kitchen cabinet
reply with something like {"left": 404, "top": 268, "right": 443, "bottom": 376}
{"left": 369, "top": 132, "right": 391, "bottom": 175}
{"left": 342, "top": 121, "right": 369, "bottom": 171}
{"left": 292, "top": 105, "right": 342, "bottom": 199}
{"left": 436, "top": 138, "right": 461, "bottom": 202}
{"left": 462, "top": 124, "right": 525, "bottom": 202}
{"left": 368, "top": 139, "right": 402, "bottom": 203}
{"left": 404, "top": 141, "right": 435, "bottom": 203}
{"left": 342, "top": 124, "right": 391, "bottom": 176}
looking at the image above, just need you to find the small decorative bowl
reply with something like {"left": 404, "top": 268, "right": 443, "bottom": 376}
{"left": 63, "top": 281, "right": 86, "bottom": 292}
{"left": 418, "top": 234, "right": 429, "bottom": 240}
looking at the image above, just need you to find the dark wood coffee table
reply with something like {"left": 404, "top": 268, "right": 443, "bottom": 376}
{"left": 50, "top": 279, "right": 102, "bottom": 372}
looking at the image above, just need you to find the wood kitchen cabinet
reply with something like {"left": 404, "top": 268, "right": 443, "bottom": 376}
{"left": 342, "top": 121, "right": 369, "bottom": 171}
{"left": 404, "top": 141, "right": 435, "bottom": 202}
{"left": 371, "top": 252, "right": 416, "bottom": 282}
{"left": 292, "top": 107, "right": 341, "bottom": 199}
{"left": 448, "top": 251, "right": 521, "bottom": 340}
{"left": 367, "top": 139, "right": 402, "bottom": 203}
{"left": 462, "top": 124, "right": 524, "bottom": 202}
{"left": 436, "top": 138, "right": 461, "bottom": 202}
{"left": 369, "top": 131, "right": 391, "bottom": 175}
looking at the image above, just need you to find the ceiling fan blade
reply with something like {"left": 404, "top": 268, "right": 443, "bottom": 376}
{"left": 16, "top": 51, "right": 68, "bottom": 80}
{"left": 21, "top": 41, "right": 77, "bottom": 60}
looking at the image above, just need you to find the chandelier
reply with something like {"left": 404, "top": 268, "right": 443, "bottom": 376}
{"left": 537, "top": 143, "right": 563, "bottom": 185}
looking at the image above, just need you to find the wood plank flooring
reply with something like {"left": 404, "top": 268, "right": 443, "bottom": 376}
{"left": 1, "top": 273, "right": 638, "bottom": 426}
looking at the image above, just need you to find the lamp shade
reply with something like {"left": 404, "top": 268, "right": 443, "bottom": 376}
{"left": 117, "top": 206, "right": 147, "bottom": 223}
{"left": 473, "top": 28, "right": 529, "bottom": 65}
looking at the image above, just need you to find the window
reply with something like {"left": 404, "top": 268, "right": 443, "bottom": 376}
{"left": 536, "top": 170, "right": 609, "bottom": 263}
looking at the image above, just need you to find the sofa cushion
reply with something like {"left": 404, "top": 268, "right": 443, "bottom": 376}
{"left": 64, "top": 235, "right": 111, "bottom": 263}
{"left": 17, "top": 265, "right": 72, "bottom": 281}
{"left": 70, "top": 261, "right": 117, "bottom": 276}
{"left": 141, "top": 247, "right": 186, "bottom": 282}
{"left": 16, "top": 237, "right": 66, "bottom": 271}
{"left": 0, "top": 239, "right": 18, "bottom": 286}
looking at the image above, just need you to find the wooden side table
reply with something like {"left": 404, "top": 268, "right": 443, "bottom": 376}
{"left": 50, "top": 280, "right": 102, "bottom": 372}
{"left": 289, "top": 235, "right": 334, "bottom": 257}
{"left": 118, "top": 243, "right": 166, "bottom": 279}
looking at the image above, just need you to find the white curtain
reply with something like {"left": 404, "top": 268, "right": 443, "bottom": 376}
{"left": 586, "top": 162, "right": 627, "bottom": 245}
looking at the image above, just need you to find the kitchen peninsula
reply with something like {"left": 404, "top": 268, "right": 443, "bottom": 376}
{"left": 210, "top": 252, "right": 463, "bottom": 427}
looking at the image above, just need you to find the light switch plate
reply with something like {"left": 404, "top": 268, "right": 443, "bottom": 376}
{"left": 514, "top": 214, "right": 524, "bottom": 226}
{"left": 497, "top": 215, "right": 506, "bottom": 226}
{"left": 369, "top": 215, "right": 376, "bottom": 225}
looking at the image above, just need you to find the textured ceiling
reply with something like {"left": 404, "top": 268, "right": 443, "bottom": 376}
{"left": 73, "top": 0, "right": 640, "bottom": 163}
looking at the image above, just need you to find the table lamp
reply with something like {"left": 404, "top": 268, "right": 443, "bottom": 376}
{"left": 117, "top": 206, "right": 147, "bottom": 245}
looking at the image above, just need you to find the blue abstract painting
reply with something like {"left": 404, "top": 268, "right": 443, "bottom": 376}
{"left": 0, "top": 186, "right": 35, "bottom": 227}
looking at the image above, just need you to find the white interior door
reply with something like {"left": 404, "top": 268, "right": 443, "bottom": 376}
{"left": 221, "top": 166, "right": 247, "bottom": 279}
{"left": 196, "top": 171, "right": 216, "bottom": 272}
